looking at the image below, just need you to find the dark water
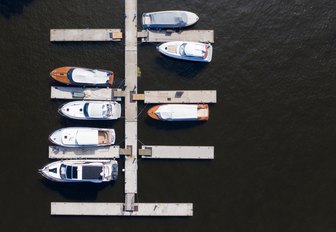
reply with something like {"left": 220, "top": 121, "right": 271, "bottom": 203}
{"left": 1, "top": 0, "right": 336, "bottom": 231}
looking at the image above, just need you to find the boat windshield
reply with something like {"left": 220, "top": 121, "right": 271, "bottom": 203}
{"left": 83, "top": 103, "right": 90, "bottom": 117}
{"left": 67, "top": 68, "right": 75, "bottom": 82}
{"left": 60, "top": 164, "right": 78, "bottom": 180}
{"left": 179, "top": 43, "right": 187, "bottom": 56}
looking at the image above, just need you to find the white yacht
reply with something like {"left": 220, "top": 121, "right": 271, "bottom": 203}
{"left": 157, "top": 41, "right": 213, "bottom": 62}
{"left": 142, "top": 10, "right": 199, "bottom": 29}
{"left": 49, "top": 127, "right": 115, "bottom": 147}
{"left": 39, "top": 159, "right": 118, "bottom": 183}
{"left": 58, "top": 101, "right": 121, "bottom": 120}
{"left": 147, "top": 104, "right": 209, "bottom": 121}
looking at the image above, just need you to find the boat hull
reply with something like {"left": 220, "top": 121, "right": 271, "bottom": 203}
{"left": 49, "top": 127, "right": 116, "bottom": 147}
{"left": 58, "top": 101, "right": 121, "bottom": 120}
{"left": 50, "top": 67, "right": 114, "bottom": 86}
{"left": 158, "top": 41, "right": 213, "bottom": 62}
{"left": 39, "top": 159, "right": 118, "bottom": 183}
{"left": 147, "top": 104, "right": 209, "bottom": 121}
{"left": 142, "top": 11, "right": 199, "bottom": 29}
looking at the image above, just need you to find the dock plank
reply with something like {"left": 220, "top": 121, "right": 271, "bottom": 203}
{"left": 144, "top": 90, "right": 217, "bottom": 103}
{"left": 51, "top": 202, "right": 193, "bottom": 216}
{"left": 50, "top": 29, "right": 122, "bottom": 41}
{"left": 141, "top": 30, "right": 214, "bottom": 43}
{"left": 141, "top": 146, "right": 214, "bottom": 159}
{"left": 49, "top": 146, "right": 120, "bottom": 159}
{"left": 50, "top": 86, "right": 122, "bottom": 101}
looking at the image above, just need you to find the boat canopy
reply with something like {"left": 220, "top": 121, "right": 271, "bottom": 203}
{"left": 150, "top": 12, "right": 188, "bottom": 27}
{"left": 75, "top": 129, "right": 99, "bottom": 145}
{"left": 155, "top": 105, "right": 198, "bottom": 120}
{"left": 71, "top": 68, "right": 111, "bottom": 84}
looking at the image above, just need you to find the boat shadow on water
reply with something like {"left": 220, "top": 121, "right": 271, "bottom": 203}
{"left": 143, "top": 117, "right": 207, "bottom": 130}
{"left": 0, "top": 0, "right": 33, "bottom": 18}
{"left": 154, "top": 56, "right": 208, "bottom": 79}
{"left": 40, "top": 179, "right": 114, "bottom": 201}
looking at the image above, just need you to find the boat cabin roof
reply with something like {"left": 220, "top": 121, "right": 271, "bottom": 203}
{"left": 84, "top": 102, "right": 112, "bottom": 118}
{"left": 69, "top": 68, "right": 111, "bottom": 84}
{"left": 156, "top": 105, "right": 198, "bottom": 120}
{"left": 60, "top": 129, "right": 99, "bottom": 145}
{"left": 150, "top": 12, "right": 187, "bottom": 26}
{"left": 183, "top": 43, "right": 207, "bottom": 58}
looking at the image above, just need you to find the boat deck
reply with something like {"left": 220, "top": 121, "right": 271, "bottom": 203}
{"left": 138, "top": 30, "right": 214, "bottom": 43}
{"left": 140, "top": 146, "right": 214, "bottom": 159}
{"left": 50, "top": 29, "right": 122, "bottom": 42}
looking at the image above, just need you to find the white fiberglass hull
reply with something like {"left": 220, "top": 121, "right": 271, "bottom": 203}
{"left": 49, "top": 127, "right": 116, "bottom": 147}
{"left": 58, "top": 101, "right": 121, "bottom": 120}
{"left": 142, "top": 10, "right": 199, "bottom": 29}
{"left": 158, "top": 41, "right": 213, "bottom": 62}
{"left": 39, "top": 159, "right": 118, "bottom": 183}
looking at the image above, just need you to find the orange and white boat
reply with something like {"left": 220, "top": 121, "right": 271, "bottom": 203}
{"left": 147, "top": 104, "right": 209, "bottom": 121}
{"left": 50, "top": 67, "right": 114, "bottom": 86}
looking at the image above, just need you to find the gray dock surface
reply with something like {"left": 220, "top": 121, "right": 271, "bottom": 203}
{"left": 51, "top": 202, "right": 192, "bottom": 216}
{"left": 140, "top": 146, "right": 214, "bottom": 159}
{"left": 144, "top": 90, "right": 217, "bottom": 103}
{"left": 140, "top": 30, "right": 214, "bottom": 43}
{"left": 50, "top": 86, "right": 121, "bottom": 101}
{"left": 49, "top": 146, "right": 120, "bottom": 159}
{"left": 50, "top": 29, "right": 122, "bottom": 41}
{"left": 124, "top": 0, "right": 138, "bottom": 212}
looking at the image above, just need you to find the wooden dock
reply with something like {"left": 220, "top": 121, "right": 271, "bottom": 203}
{"left": 50, "top": 29, "right": 122, "bottom": 42}
{"left": 50, "top": 86, "right": 123, "bottom": 101}
{"left": 143, "top": 90, "right": 217, "bottom": 103}
{"left": 139, "top": 30, "right": 214, "bottom": 43}
{"left": 51, "top": 202, "right": 192, "bottom": 216}
{"left": 49, "top": 146, "right": 120, "bottom": 159}
{"left": 140, "top": 146, "right": 214, "bottom": 159}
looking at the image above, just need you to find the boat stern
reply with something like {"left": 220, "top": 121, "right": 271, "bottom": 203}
{"left": 142, "top": 13, "right": 151, "bottom": 28}
{"left": 50, "top": 67, "right": 72, "bottom": 84}
{"left": 107, "top": 71, "right": 114, "bottom": 85}
{"left": 147, "top": 105, "right": 161, "bottom": 120}
{"left": 204, "top": 44, "right": 213, "bottom": 62}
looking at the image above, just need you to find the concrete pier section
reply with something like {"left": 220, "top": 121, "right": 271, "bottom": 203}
{"left": 50, "top": 29, "right": 122, "bottom": 42}
{"left": 51, "top": 202, "right": 193, "bottom": 216}
{"left": 139, "top": 30, "right": 214, "bottom": 43}
{"left": 50, "top": 86, "right": 123, "bottom": 101}
{"left": 140, "top": 146, "right": 214, "bottom": 159}
{"left": 144, "top": 90, "right": 217, "bottom": 103}
{"left": 48, "top": 146, "right": 120, "bottom": 159}
{"left": 124, "top": 0, "right": 138, "bottom": 212}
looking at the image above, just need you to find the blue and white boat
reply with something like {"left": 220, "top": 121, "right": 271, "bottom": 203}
{"left": 39, "top": 159, "right": 118, "bottom": 183}
{"left": 58, "top": 101, "right": 121, "bottom": 120}
{"left": 157, "top": 41, "right": 213, "bottom": 62}
{"left": 142, "top": 10, "right": 199, "bottom": 29}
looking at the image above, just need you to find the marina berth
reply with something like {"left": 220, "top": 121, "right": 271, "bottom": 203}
{"left": 147, "top": 104, "right": 209, "bottom": 121}
{"left": 50, "top": 67, "right": 114, "bottom": 86}
{"left": 49, "top": 127, "right": 116, "bottom": 147}
{"left": 58, "top": 101, "right": 121, "bottom": 120}
{"left": 157, "top": 41, "right": 213, "bottom": 62}
{"left": 142, "top": 11, "right": 199, "bottom": 29}
{"left": 39, "top": 159, "right": 118, "bottom": 183}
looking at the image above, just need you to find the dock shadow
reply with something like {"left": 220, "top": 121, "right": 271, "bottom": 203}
{"left": 154, "top": 56, "right": 208, "bottom": 79}
{"left": 0, "top": 0, "right": 33, "bottom": 18}
{"left": 41, "top": 179, "right": 114, "bottom": 201}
